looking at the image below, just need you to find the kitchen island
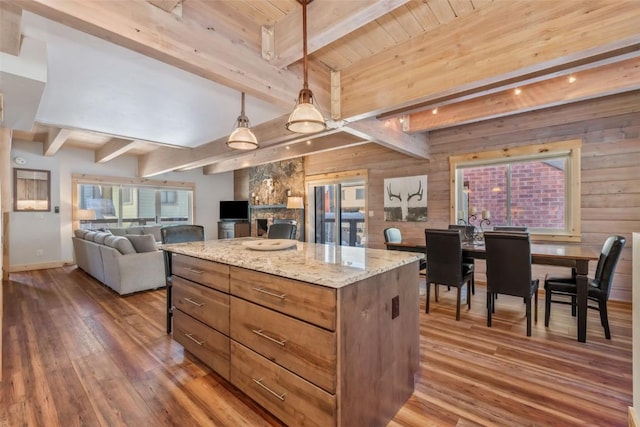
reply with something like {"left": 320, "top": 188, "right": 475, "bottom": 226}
{"left": 162, "top": 238, "right": 422, "bottom": 427}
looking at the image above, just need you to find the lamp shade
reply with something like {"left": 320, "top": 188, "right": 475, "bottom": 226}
{"left": 286, "top": 196, "right": 304, "bottom": 209}
{"left": 76, "top": 209, "right": 96, "bottom": 221}
{"left": 286, "top": 101, "right": 326, "bottom": 134}
{"left": 227, "top": 126, "right": 258, "bottom": 150}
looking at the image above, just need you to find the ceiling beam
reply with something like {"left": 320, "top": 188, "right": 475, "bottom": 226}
{"left": 343, "top": 117, "right": 429, "bottom": 159}
{"left": 95, "top": 138, "right": 139, "bottom": 163}
{"left": 408, "top": 57, "right": 640, "bottom": 133}
{"left": 203, "top": 132, "right": 367, "bottom": 175}
{"left": 0, "top": 2, "right": 22, "bottom": 56}
{"left": 14, "top": 0, "right": 329, "bottom": 111}
{"left": 147, "top": 0, "right": 182, "bottom": 14}
{"left": 43, "top": 128, "right": 72, "bottom": 156}
{"left": 266, "top": 0, "right": 410, "bottom": 68}
{"left": 138, "top": 114, "right": 342, "bottom": 177}
{"left": 340, "top": 0, "right": 640, "bottom": 120}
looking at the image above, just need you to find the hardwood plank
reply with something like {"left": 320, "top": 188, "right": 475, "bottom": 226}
{"left": 0, "top": 267, "right": 631, "bottom": 426}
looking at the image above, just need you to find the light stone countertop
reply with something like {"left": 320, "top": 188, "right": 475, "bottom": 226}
{"left": 161, "top": 238, "right": 423, "bottom": 289}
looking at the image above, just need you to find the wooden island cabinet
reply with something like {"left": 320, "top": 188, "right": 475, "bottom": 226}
{"left": 162, "top": 238, "right": 421, "bottom": 427}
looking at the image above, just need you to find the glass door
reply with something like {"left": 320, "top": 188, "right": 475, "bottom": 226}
{"left": 307, "top": 178, "right": 366, "bottom": 247}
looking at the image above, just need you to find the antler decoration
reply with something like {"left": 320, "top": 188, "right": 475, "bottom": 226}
{"left": 387, "top": 184, "right": 402, "bottom": 201}
{"left": 407, "top": 180, "right": 423, "bottom": 202}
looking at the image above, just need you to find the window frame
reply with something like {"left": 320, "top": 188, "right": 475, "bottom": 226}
{"left": 449, "top": 139, "right": 582, "bottom": 242}
{"left": 72, "top": 174, "right": 195, "bottom": 230}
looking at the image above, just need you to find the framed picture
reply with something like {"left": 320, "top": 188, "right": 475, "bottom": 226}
{"left": 13, "top": 168, "right": 51, "bottom": 212}
{"left": 384, "top": 175, "right": 427, "bottom": 221}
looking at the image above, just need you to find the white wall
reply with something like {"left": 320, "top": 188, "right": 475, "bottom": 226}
{"left": 9, "top": 140, "right": 233, "bottom": 268}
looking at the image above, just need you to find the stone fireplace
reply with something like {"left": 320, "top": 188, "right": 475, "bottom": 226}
{"left": 248, "top": 158, "right": 305, "bottom": 240}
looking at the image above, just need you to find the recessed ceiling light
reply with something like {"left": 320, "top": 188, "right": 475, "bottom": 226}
{"left": 568, "top": 75, "right": 577, "bottom": 84}
{"left": 432, "top": 108, "right": 438, "bottom": 114}
{"left": 306, "top": 140, "right": 311, "bottom": 145}
{"left": 514, "top": 88, "right": 522, "bottom": 95}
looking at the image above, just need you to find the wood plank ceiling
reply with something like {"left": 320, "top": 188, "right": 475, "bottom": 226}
{"left": 3, "top": 0, "right": 640, "bottom": 176}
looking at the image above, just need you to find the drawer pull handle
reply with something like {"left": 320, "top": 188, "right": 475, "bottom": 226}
{"left": 252, "top": 329, "right": 286, "bottom": 346}
{"left": 184, "top": 333, "right": 205, "bottom": 346}
{"left": 252, "top": 287, "right": 286, "bottom": 300}
{"left": 252, "top": 378, "right": 286, "bottom": 401}
{"left": 184, "top": 297, "right": 204, "bottom": 307}
{"left": 184, "top": 267, "right": 204, "bottom": 274}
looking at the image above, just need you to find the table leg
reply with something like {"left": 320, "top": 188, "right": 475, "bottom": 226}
{"left": 575, "top": 260, "right": 589, "bottom": 343}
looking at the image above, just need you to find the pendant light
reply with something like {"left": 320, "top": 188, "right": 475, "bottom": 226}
{"left": 227, "top": 92, "right": 258, "bottom": 150}
{"left": 285, "top": 0, "right": 326, "bottom": 134}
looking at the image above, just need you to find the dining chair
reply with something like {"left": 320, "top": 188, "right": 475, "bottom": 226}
{"left": 493, "top": 226, "right": 528, "bottom": 232}
{"left": 448, "top": 224, "right": 476, "bottom": 294}
{"left": 384, "top": 227, "right": 427, "bottom": 276}
{"left": 424, "top": 229, "right": 473, "bottom": 320}
{"left": 160, "top": 224, "right": 205, "bottom": 334}
{"left": 544, "top": 235, "right": 625, "bottom": 339}
{"left": 267, "top": 222, "right": 297, "bottom": 239}
{"left": 484, "top": 231, "right": 539, "bottom": 336}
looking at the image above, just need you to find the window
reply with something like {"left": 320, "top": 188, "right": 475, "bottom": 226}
{"left": 160, "top": 190, "right": 178, "bottom": 205}
{"left": 72, "top": 174, "right": 195, "bottom": 229}
{"left": 449, "top": 140, "right": 581, "bottom": 241}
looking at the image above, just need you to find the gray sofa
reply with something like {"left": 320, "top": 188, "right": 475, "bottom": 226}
{"left": 72, "top": 226, "right": 165, "bottom": 295}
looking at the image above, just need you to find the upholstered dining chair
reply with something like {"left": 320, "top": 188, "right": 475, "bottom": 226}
{"left": 484, "top": 231, "right": 539, "bottom": 336}
{"left": 267, "top": 222, "right": 297, "bottom": 239}
{"left": 424, "top": 229, "right": 473, "bottom": 320}
{"left": 544, "top": 235, "right": 625, "bottom": 339}
{"left": 384, "top": 227, "right": 427, "bottom": 276}
{"left": 160, "top": 224, "right": 205, "bottom": 334}
{"left": 448, "top": 224, "right": 476, "bottom": 294}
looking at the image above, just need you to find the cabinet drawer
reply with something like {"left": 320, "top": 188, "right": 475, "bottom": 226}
{"left": 230, "top": 266, "right": 336, "bottom": 331}
{"left": 231, "top": 297, "right": 336, "bottom": 393}
{"left": 230, "top": 341, "right": 335, "bottom": 427}
{"left": 173, "top": 276, "right": 229, "bottom": 335}
{"left": 172, "top": 254, "right": 229, "bottom": 293}
{"left": 173, "top": 310, "right": 229, "bottom": 380}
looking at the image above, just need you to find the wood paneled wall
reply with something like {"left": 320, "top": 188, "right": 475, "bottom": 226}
{"left": 305, "top": 92, "right": 640, "bottom": 302}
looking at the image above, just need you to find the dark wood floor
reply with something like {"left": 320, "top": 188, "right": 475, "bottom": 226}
{"left": 1, "top": 267, "right": 632, "bottom": 426}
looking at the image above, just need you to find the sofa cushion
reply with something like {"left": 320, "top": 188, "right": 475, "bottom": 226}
{"left": 126, "top": 234, "right": 158, "bottom": 253}
{"left": 108, "top": 227, "right": 127, "bottom": 237}
{"left": 126, "top": 226, "right": 144, "bottom": 236}
{"left": 143, "top": 225, "right": 162, "bottom": 242}
{"left": 74, "top": 229, "right": 89, "bottom": 238}
{"left": 93, "top": 231, "right": 112, "bottom": 244}
{"left": 104, "top": 235, "right": 136, "bottom": 255}
{"left": 84, "top": 231, "right": 98, "bottom": 241}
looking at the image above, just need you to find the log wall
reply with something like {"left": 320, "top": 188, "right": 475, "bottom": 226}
{"left": 304, "top": 92, "right": 640, "bottom": 302}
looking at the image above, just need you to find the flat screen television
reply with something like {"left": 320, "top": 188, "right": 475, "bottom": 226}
{"left": 220, "top": 200, "right": 249, "bottom": 221}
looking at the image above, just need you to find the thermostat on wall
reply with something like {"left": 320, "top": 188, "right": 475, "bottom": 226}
{"left": 13, "top": 156, "right": 26, "bottom": 165}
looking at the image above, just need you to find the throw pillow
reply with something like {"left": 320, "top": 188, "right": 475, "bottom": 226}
{"left": 104, "top": 235, "right": 136, "bottom": 255}
{"left": 143, "top": 225, "right": 162, "bottom": 242}
{"left": 93, "top": 231, "right": 112, "bottom": 244}
{"left": 84, "top": 231, "right": 98, "bottom": 241}
{"left": 126, "top": 234, "right": 158, "bottom": 253}
{"left": 126, "top": 226, "right": 144, "bottom": 235}
{"left": 108, "top": 227, "right": 127, "bottom": 237}
{"left": 74, "top": 229, "right": 89, "bottom": 238}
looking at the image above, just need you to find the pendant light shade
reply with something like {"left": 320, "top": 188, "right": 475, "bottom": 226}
{"left": 286, "top": 0, "right": 326, "bottom": 134}
{"left": 227, "top": 92, "right": 258, "bottom": 150}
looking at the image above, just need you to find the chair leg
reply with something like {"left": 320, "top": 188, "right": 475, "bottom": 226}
{"left": 487, "top": 292, "right": 492, "bottom": 327}
{"left": 435, "top": 284, "right": 439, "bottom": 302}
{"left": 599, "top": 299, "right": 611, "bottom": 339}
{"left": 544, "top": 289, "right": 551, "bottom": 327}
{"left": 534, "top": 290, "right": 538, "bottom": 323}
{"left": 425, "top": 282, "right": 431, "bottom": 314}
{"left": 471, "top": 275, "right": 475, "bottom": 295}
{"left": 466, "top": 282, "right": 471, "bottom": 310}
{"left": 571, "top": 295, "right": 576, "bottom": 317}
{"left": 456, "top": 287, "right": 461, "bottom": 321}
{"left": 525, "top": 298, "right": 532, "bottom": 337}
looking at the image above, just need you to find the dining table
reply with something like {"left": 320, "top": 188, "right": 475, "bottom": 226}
{"left": 385, "top": 239, "right": 600, "bottom": 342}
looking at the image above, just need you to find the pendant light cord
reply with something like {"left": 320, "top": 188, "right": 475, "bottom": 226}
{"left": 302, "top": 0, "right": 309, "bottom": 91}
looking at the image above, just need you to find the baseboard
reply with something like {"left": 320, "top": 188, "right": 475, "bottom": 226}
{"left": 9, "top": 260, "right": 75, "bottom": 273}
{"left": 630, "top": 407, "right": 639, "bottom": 427}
